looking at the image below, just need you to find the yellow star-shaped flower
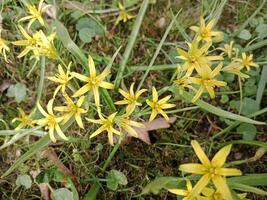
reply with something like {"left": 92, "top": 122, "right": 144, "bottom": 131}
{"left": 71, "top": 55, "right": 114, "bottom": 107}
{"left": 12, "top": 108, "right": 35, "bottom": 130}
{"left": 54, "top": 93, "right": 87, "bottom": 129}
{"left": 234, "top": 53, "right": 259, "bottom": 71}
{"left": 179, "top": 140, "right": 242, "bottom": 200}
{"left": 0, "top": 34, "right": 10, "bottom": 62}
{"left": 115, "top": 82, "right": 147, "bottom": 115}
{"left": 36, "top": 99, "right": 67, "bottom": 143}
{"left": 146, "top": 87, "right": 175, "bottom": 122}
{"left": 115, "top": 2, "right": 135, "bottom": 25}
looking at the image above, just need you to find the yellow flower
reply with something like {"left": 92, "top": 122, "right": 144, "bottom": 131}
{"left": 146, "top": 87, "right": 175, "bottom": 122}
{"left": 117, "top": 115, "right": 145, "bottom": 137}
{"left": 201, "top": 187, "right": 247, "bottom": 200}
{"left": 115, "top": 2, "right": 135, "bottom": 25}
{"left": 115, "top": 82, "right": 147, "bottom": 115}
{"left": 173, "top": 65, "right": 196, "bottom": 92}
{"left": 168, "top": 179, "right": 203, "bottom": 200}
{"left": 36, "top": 99, "right": 67, "bottom": 143}
{"left": 47, "top": 63, "right": 73, "bottom": 97}
{"left": 13, "top": 26, "right": 40, "bottom": 58}
{"left": 0, "top": 34, "right": 10, "bottom": 62}
{"left": 71, "top": 55, "right": 114, "bottom": 107}
{"left": 217, "top": 41, "right": 236, "bottom": 59}
{"left": 234, "top": 53, "right": 259, "bottom": 71}
{"left": 190, "top": 17, "right": 223, "bottom": 42}
{"left": 12, "top": 108, "right": 35, "bottom": 130}
{"left": 179, "top": 140, "right": 242, "bottom": 200}
{"left": 86, "top": 112, "right": 121, "bottom": 145}
{"left": 189, "top": 63, "right": 226, "bottom": 102}
{"left": 222, "top": 63, "right": 249, "bottom": 79}
{"left": 177, "top": 40, "right": 223, "bottom": 76}
{"left": 13, "top": 26, "right": 57, "bottom": 59}
{"left": 54, "top": 93, "right": 87, "bottom": 129}
{"left": 19, "top": 0, "right": 48, "bottom": 29}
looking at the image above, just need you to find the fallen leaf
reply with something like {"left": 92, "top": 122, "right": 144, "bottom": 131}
{"left": 125, "top": 117, "right": 176, "bottom": 144}
{"left": 30, "top": 170, "right": 51, "bottom": 200}
{"left": 0, "top": 79, "right": 11, "bottom": 93}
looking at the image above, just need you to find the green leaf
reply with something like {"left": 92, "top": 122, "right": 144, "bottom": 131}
{"left": 6, "top": 83, "right": 27, "bottom": 103}
{"left": 1, "top": 134, "right": 50, "bottom": 178}
{"left": 16, "top": 174, "right": 32, "bottom": 189}
{"left": 53, "top": 188, "right": 74, "bottom": 200}
{"left": 256, "top": 66, "right": 267, "bottom": 107}
{"left": 229, "top": 173, "right": 267, "bottom": 186}
{"left": 78, "top": 28, "right": 94, "bottom": 43}
{"left": 229, "top": 182, "right": 267, "bottom": 196}
{"left": 143, "top": 177, "right": 183, "bottom": 194}
{"left": 224, "top": 140, "right": 267, "bottom": 151}
{"left": 236, "top": 123, "right": 257, "bottom": 141}
{"left": 240, "top": 98, "right": 259, "bottom": 116}
{"left": 256, "top": 24, "right": 267, "bottom": 39}
{"left": 220, "top": 94, "right": 229, "bottom": 104}
{"left": 238, "top": 29, "right": 252, "bottom": 40}
{"left": 106, "top": 170, "right": 127, "bottom": 191}
{"left": 171, "top": 88, "right": 265, "bottom": 125}
{"left": 76, "top": 17, "right": 105, "bottom": 36}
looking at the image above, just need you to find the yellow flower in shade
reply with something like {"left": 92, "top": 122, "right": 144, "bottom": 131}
{"left": 168, "top": 179, "right": 203, "bottom": 200}
{"left": 47, "top": 63, "right": 73, "bottom": 97}
{"left": 222, "top": 63, "right": 249, "bottom": 79}
{"left": 19, "top": 0, "right": 49, "bottom": 29}
{"left": 189, "top": 63, "right": 226, "bottom": 102}
{"left": 115, "top": 82, "right": 147, "bottom": 115}
{"left": 173, "top": 65, "right": 196, "bottom": 92}
{"left": 179, "top": 140, "right": 242, "bottom": 200}
{"left": 190, "top": 17, "right": 223, "bottom": 42}
{"left": 201, "top": 187, "right": 247, "bottom": 200}
{"left": 117, "top": 115, "right": 145, "bottom": 137}
{"left": 13, "top": 26, "right": 40, "bottom": 58}
{"left": 13, "top": 26, "right": 57, "bottom": 59}
{"left": 115, "top": 2, "right": 135, "bottom": 25}
{"left": 12, "top": 108, "right": 35, "bottom": 130}
{"left": 71, "top": 55, "right": 114, "bottom": 107}
{"left": 146, "top": 87, "right": 176, "bottom": 122}
{"left": 54, "top": 93, "right": 87, "bottom": 129}
{"left": 86, "top": 112, "right": 121, "bottom": 145}
{"left": 217, "top": 41, "right": 236, "bottom": 59}
{"left": 36, "top": 99, "right": 67, "bottom": 143}
{"left": 177, "top": 40, "right": 223, "bottom": 76}
{"left": 0, "top": 34, "right": 10, "bottom": 62}
{"left": 234, "top": 53, "right": 259, "bottom": 71}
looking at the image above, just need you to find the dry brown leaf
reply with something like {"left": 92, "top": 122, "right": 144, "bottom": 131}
{"left": 0, "top": 80, "right": 11, "bottom": 93}
{"left": 30, "top": 170, "right": 51, "bottom": 200}
{"left": 125, "top": 117, "right": 176, "bottom": 144}
{"left": 41, "top": 147, "right": 78, "bottom": 185}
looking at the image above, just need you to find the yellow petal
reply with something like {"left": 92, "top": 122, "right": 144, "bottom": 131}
{"left": 191, "top": 140, "right": 211, "bottom": 166}
{"left": 211, "top": 144, "right": 232, "bottom": 167}
{"left": 88, "top": 55, "right": 96, "bottom": 77}
{"left": 77, "top": 95, "right": 86, "bottom": 107}
{"left": 75, "top": 113, "right": 84, "bottom": 129}
{"left": 108, "top": 130, "right": 114, "bottom": 145}
{"left": 99, "top": 81, "right": 114, "bottom": 89}
{"left": 217, "top": 168, "right": 242, "bottom": 176}
{"left": 92, "top": 86, "right": 100, "bottom": 107}
{"left": 55, "top": 124, "right": 69, "bottom": 141}
{"left": 71, "top": 72, "right": 89, "bottom": 82}
{"left": 90, "top": 125, "right": 106, "bottom": 138}
{"left": 73, "top": 84, "right": 90, "bottom": 97}
{"left": 187, "top": 174, "right": 211, "bottom": 199}
{"left": 152, "top": 87, "right": 158, "bottom": 102}
{"left": 168, "top": 189, "right": 187, "bottom": 196}
{"left": 179, "top": 163, "right": 206, "bottom": 174}
{"left": 212, "top": 176, "right": 232, "bottom": 200}
{"left": 149, "top": 110, "right": 158, "bottom": 122}
{"left": 37, "top": 102, "right": 48, "bottom": 117}
{"left": 49, "top": 126, "right": 56, "bottom": 143}
{"left": 47, "top": 99, "right": 54, "bottom": 115}
{"left": 159, "top": 109, "right": 169, "bottom": 121}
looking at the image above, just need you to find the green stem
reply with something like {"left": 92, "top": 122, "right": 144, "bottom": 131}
{"left": 114, "top": 0, "right": 149, "bottom": 89}
{"left": 36, "top": 57, "right": 46, "bottom": 104}
{"left": 137, "top": 11, "right": 180, "bottom": 91}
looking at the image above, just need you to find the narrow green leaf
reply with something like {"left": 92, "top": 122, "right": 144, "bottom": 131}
{"left": 229, "top": 182, "right": 267, "bottom": 196}
{"left": 229, "top": 174, "right": 267, "bottom": 186}
{"left": 256, "top": 66, "right": 267, "bottom": 107}
{"left": 1, "top": 134, "right": 50, "bottom": 178}
{"left": 173, "top": 89, "right": 265, "bottom": 125}
{"left": 114, "top": 0, "right": 150, "bottom": 88}
{"left": 223, "top": 140, "right": 267, "bottom": 150}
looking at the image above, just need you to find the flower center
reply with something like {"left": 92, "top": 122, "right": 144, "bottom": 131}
{"left": 47, "top": 115, "right": 56, "bottom": 127}
{"left": 153, "top": 102, "right": 161, "bottom": 112}
{"left": 201, "top": 29, "right": 210, "bottom": 38}
{"left": 90, "top": 77, "right": 100, "bottom": 86}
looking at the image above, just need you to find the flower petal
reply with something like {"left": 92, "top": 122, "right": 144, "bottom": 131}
{"left": 211, "top": 144, "right": 232, "bottom": 167}
{"left": 212, "top": 176, "right": 232, "bottom": 200}
{"left": 179, "top": 163, "right": 206, "bottom": 174}
{"left": 187, "top": 174, "right": 211, "bottom": 199}
{"left": 191, "top": 140, "right": 211, "bottom": 166}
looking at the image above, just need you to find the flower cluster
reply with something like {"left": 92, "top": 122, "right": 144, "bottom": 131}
{"left": 174, "top": 17, "right": 259, "bottom": 102}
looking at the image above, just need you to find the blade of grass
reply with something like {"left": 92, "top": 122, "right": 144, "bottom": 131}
{"left": 256, "top": 66, "right": 267, "bottom": 107}
{"left": 114, "top": 0, "right": 150, "bottom": 89}
{"left": 211, "top": 107, "right": 267, "bottom": 139}
{"left": 137, "top": 10, "right": 181, "bottom": 91}
{"left": 229, "top": 174, "right": 267, "bottom": 186}
{"left": 221, "top": 140, "right": 267, "bottom": 151}
{"left": 243, "top": 39, "right": 267, "bottom": 52}
{"left": 208, "top": 0, "right": 228, "bottom": 24}
{"left": 170, "top": 87, "right": 265, "bottom": 125}
{"left": 229, "top": 182, "right": 267, "bottom": 196}
{"left": 232, "top": 0, "right": 266, "bottom": 37}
